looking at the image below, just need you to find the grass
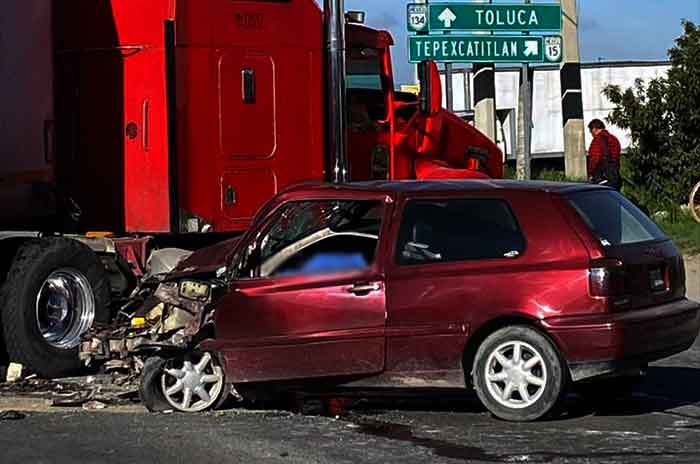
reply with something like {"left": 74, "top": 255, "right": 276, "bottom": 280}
{"left": 656, "top": 214, "right": 700, "bottom": 255}
{"left": 503, "top": 167, "right": 587, "bottom": 183}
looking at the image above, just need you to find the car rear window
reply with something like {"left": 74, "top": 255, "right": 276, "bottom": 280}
{"left": 396, "top": 198, "right": 526, "bottom": 265}
{"left": 567, "top": 190, "right": 667, "bottom": 247}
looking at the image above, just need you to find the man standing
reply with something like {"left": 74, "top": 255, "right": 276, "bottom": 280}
{"left": 588, "top": 119, "right": 622, "bottom": 190}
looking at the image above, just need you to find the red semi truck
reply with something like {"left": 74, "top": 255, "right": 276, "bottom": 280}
{"left": 0, "top": 0, "right": 502, "bottom": 378}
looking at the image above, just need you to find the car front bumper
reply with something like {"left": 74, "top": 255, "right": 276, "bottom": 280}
{"left": 541, "top": 298, "right": 700, "bottom": 382}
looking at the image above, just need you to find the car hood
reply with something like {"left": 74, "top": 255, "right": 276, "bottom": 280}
{"left": 167, "top": 236, "right": 241, "bottom": 280}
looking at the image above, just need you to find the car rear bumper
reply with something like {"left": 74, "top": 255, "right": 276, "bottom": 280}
{"left": 541, "top": 298, "right": 700, "bottom": 381}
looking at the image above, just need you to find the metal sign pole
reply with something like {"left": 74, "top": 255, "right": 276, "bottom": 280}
{"left": 443, "top": 0, "right": 454, "bottom": 112}
{"left": 516, "top": 0, "right": 533, "bottom": 180}
{"left": 445, "top": 62, "right": 454, "bottom": 111}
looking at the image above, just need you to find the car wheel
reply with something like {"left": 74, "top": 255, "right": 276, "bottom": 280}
{"left": 144, "top": 352, "right": 227, "bottom": 413}
{"left": 1, "top": 238, "right": 110, "bottom": 378}
{"left": 473, "top": 326, "right": 565, "bottom": 422}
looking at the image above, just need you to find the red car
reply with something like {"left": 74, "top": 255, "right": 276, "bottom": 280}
{"left": 85, "top": 181, "right": 700, "bottom": 421}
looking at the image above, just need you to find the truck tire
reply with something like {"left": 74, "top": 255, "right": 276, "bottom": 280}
{"left": 0, "top": 238, "right": 110, "bottom": 378}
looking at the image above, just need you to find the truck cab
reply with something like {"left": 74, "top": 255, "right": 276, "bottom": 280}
{"left": 345, "top": 23, "right": 503, "bottom": 183}
{"left": 46, "top": 0, "right": 503, "bottom": 237}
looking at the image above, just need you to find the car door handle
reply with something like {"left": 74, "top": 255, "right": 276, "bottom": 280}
{"left": 348, "top": 283, "right": 382, "bottom": 295}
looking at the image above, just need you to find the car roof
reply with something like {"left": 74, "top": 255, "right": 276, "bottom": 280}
{"left": 282, "top": 180, "right": 604, "bottom": 197}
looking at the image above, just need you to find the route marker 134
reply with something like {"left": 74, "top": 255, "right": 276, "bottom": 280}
{"left": 407, "top": 4, "right": 429, "bottom": 32}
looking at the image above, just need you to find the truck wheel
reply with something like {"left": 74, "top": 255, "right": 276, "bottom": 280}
{"left": 472, "top": 326, "right": 565, "bottom": 422}
{"left": 1, "top": 238, "right": 110, "bottom": 378}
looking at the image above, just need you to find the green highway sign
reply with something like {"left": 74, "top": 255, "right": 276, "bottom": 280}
{"left": 409, "top": 35, "right": 563, "bottom": 63}
{"left": 408, "top": 3, "right": 562, "bottom": 33}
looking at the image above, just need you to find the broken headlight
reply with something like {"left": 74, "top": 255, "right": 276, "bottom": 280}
{"left": 178, "top": 280, "right": 211, "bottom": 301}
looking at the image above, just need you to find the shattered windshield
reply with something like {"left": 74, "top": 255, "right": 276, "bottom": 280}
{"left": 236, "top": 199, "right": 384, "bottom": 278}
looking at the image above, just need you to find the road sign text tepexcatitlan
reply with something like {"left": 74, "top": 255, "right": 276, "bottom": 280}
{"left": 409, "top": 35, "right": 563, "bottom": 63}
{"left": 408, "top": 3, "right": 562, "bottom": 32}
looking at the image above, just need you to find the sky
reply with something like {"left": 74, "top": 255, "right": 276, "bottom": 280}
{"left": 329, "top": 0, "right": 700, "bottom": 84}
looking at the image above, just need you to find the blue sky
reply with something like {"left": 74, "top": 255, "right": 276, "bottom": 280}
{"left": 337, "top": 0, "right": 700, "bottom": 84}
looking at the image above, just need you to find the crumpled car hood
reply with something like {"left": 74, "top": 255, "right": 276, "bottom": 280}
{"left": 167, "top": 236, "right": 241, "bottom": 280}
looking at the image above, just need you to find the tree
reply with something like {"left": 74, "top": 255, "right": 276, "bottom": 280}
{"left": 603, "top": 21, "right": 700, "bottom": 211}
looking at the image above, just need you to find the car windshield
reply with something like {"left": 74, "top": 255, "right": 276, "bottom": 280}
{"left": 235, "top": 199, "right": 383, "bottom": 278}
{"left": 567, "top": 190, "right": 667, "bottom": 247}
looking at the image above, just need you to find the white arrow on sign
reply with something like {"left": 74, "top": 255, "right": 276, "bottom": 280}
{"left": 523, "top": 40, "right": 539, "bottom": 57}
{"left": 438, "top": 8, "right": 457, "bottom": 28}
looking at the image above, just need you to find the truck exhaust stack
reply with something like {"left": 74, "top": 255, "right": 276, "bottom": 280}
{"left": 325, "top": 0, "right": 349, "bottom": 183}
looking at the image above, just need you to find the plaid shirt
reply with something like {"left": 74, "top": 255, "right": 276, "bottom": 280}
{"left": 588, "top": 129, "right": 621, "bottom": 175}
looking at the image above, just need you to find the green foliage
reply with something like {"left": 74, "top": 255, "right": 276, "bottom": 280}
{"left": 503, "top": 165, "right": 585, "bottom": 183}
{"left": 604, "top": 20, "right": 700, "bottom": 213}
{"left": 656, "top": 213, "right": 700, "bottom": 255}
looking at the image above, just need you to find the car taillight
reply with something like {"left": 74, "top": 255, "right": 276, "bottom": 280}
{"left": 589, "top": 258, "right": 625, "bottom": 297}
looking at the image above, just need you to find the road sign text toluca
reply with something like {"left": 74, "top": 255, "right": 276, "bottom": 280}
{"left": 408, "top": 3, "right": 563, "bottom": 33}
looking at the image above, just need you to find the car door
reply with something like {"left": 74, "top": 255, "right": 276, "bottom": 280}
{"left": 212, "top": 194, "right": 392, "bottom": 383}
{"left": 383, "top": 193, "right": 528, "bottom": 386}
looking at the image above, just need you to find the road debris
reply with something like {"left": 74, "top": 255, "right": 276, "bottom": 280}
{"left": 1, "top": 373, "right": 140, "bottom": 410}
{"left": 82, "top": 400, "right": 108, "bottom": 410}
{"left": 5, "top": 363, "right": 24, "bottom": 383}
{"left": 52, "top": 391, "right": 95, "bottom": 408}
{"left": 0, "top": 410, "right": 26, "bottom": 421}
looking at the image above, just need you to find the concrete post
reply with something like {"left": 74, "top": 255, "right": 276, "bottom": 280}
{"left": 560, "top": 0, "right": 587, "bottom": 179}
{"left": 472, "top": 0, "right": 497, "bottom": 143}
{"left": 473, "top": 63, "right": 497, "bottom": 143}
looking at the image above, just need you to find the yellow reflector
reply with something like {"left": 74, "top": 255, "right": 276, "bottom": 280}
{"left": 85, "top": 231, "right": 115, "bottom": 238}
{"left": 131, "top": 317, "right": 146, "bottom": 328}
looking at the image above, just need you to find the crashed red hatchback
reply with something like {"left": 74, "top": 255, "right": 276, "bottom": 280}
{"left": 83, "top": 181, "right": 700, "bottom": 421}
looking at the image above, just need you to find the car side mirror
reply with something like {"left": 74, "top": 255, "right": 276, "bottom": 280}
{"left": 418, "top": 61, "right": 442, "bottom": 116}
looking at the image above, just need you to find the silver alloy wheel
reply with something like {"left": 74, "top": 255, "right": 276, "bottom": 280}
{"left": 161, "top": 352, "right": 225, "bottom": 413}
{"left": 35, "top": 268, "right": 96, "bottom": 350}
{"left": 484, "top": 340, "right": 547, "bottom": 409}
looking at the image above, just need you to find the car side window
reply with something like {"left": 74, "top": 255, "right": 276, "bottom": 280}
{"left": 237, "top": 199, "right": 384, "bottom": 279}
{"left": 395, "top": 198, "right": 526, "bottom": 265}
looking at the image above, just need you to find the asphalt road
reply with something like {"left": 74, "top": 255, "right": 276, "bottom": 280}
{"left": 3, "top": 340, "right": 700, "bottom": 464}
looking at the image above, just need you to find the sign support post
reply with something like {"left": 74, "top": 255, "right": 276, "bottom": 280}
{"left": 516, "top": 0, "right": 534, "bottom": 181}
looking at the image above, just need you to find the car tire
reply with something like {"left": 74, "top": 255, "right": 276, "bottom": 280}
{"left": 472, "top": 326, "right": 565, "bottom": 422}
{"left": 141, "top": 352, "right": 227, "bottom": 413}
{"left": 140, "top": 357, "right": 172, "bottom": 412}
{"left": 1, "top": 238, "right": 110, "bottom": 378}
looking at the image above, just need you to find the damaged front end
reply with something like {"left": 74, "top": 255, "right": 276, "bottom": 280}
{"left": 80, "top": 270, "right": 227, "bottom": 374}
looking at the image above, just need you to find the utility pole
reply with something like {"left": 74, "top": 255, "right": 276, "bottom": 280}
{"left": 560, "top": 0, "right": 587, "bottom": 179}
{"left": 516, "top": 0, "right": 533, "bottom": 180}
{"left": 473, "top": 0, "right": 497, "bottom": 142}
